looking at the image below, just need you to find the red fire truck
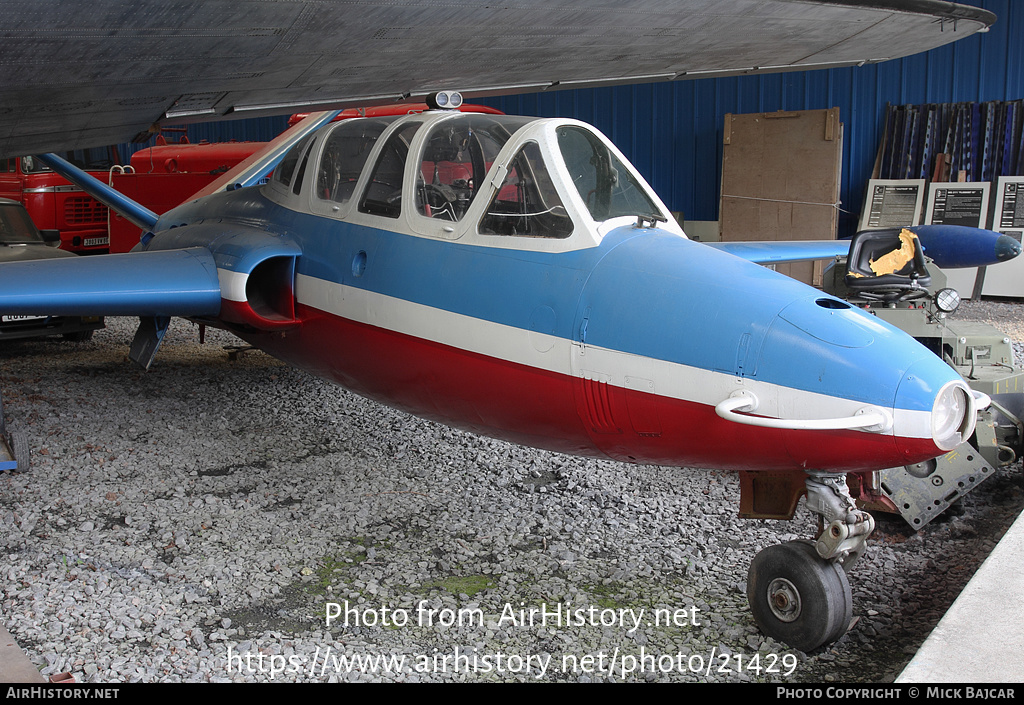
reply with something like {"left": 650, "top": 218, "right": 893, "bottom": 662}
{"left": 108, "top": 137, "right": 264, "bottom": 252}
{"left": 0, "top": 147, "right": 119, "bottom": 253}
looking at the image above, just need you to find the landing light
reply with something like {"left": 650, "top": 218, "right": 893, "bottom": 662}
{"left": 932, "top": 381, "right": 974, "bottom": 451}
{"left": 426, "top": 91, "right": 463, "bottom": 110}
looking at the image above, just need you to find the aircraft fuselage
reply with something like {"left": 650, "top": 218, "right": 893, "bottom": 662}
{"left": 1, "top": 107, "right": 986, "bottom": 653}
{"left": 144, "top": 111, "right": 974, "bottom": 474}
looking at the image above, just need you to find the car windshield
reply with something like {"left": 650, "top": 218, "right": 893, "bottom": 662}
{"left": 0, "top": 204, "right": 42, "bottom": 244}
{"left": 21, "top": 148, "right": 117, "bottom": 174}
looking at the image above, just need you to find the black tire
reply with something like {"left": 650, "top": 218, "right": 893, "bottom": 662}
{"left": 747, "top": 540, "right": 852, "bottom": 652}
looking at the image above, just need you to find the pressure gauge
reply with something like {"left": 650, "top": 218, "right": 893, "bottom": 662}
{"left": 935, "top": 287, "right": 961, "bottom": 314}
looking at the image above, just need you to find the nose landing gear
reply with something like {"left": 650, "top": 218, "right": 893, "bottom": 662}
{"left": 747, "top": 471, "right": 873, "bottom": 652}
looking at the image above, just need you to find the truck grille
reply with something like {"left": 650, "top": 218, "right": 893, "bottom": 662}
{"left": 64, "top": 196, "right": 107, "bottom": 225}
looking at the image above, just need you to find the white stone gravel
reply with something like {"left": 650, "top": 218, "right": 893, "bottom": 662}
{"left": 1, "top": 308, "right": 1022, "bottom": 683}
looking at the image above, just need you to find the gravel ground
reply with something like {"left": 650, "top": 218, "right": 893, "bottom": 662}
{"left": 1, "top": 304, "right": 1022, "bottom": 683}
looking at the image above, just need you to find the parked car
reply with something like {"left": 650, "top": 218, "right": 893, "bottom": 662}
{"left": 0, "top": 198, "right": 103, "bottom": 341}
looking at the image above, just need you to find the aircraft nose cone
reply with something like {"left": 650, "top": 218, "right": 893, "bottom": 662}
{"left": 894, "top": 359, "right": 977, "bottom": 460}
{"left": 995, "top": 234, "right": 1021, "bottom": 262}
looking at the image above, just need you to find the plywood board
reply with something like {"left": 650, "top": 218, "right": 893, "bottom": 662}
{"left": 720, "top": 108, "right": 842, "bottom": 286}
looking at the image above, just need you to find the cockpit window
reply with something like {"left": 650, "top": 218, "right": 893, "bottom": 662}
{"left": 316, "top": 117, "right": 399, "bottom": 205}
{"left": 415, "top": 115, "right": 532, "bottom": 221}
{"left": 274, "top": 133, "right": 316, "bottom": 189}
{"left": 292, "top": 138, "right": 315, "bottom": 195}
{"left": 358, "top": 122, "right": 423, "bottom": 218}
{"left": 479, "top": 142, "right": 572, "bottom": 239}
{"left": 556, "top": 125, "right": 661, "bottom": 223}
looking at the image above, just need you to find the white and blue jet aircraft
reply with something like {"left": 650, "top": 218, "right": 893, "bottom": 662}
{"left": 0, "top": 0, "right": 1008, "bottom": 651}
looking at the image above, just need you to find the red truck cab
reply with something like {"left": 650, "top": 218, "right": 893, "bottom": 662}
{"left": 0, "top": 148, "right": 117, "bottom": 253}
{"left": 108, "top": 138, "right": 265, "bottom": 253}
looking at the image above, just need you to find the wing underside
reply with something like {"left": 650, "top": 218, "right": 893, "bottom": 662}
{"left": 0, "top": 0, "right": 995, "bottom": 156}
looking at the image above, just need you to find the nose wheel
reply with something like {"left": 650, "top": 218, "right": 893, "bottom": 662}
{"left": 747, "top": 540, "right": 852, "bottom": 652}
{"left": 746, "top": 471, "right": 870, "bottom": 652}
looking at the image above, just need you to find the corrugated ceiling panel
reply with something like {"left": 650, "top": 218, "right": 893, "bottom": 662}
{"left": 479, "top": 0, "right": 1020, "bottom": 236}
{"left": 111, "top": 0, "right": 1019, "bottom": 236}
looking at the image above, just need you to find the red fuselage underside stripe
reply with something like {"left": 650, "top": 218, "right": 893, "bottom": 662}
{"left": 243, "top": 303, "right": 940, "bottom": 472}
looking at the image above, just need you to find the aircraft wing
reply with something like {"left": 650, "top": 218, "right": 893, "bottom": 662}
{"left": 0, "top": 248, "right": 221, "bottom": 317}
{"left": 707, "top": 240, "right": 849, "bottom": 265}
{"left": 0, "top": 0, "right": 995, "bottom": 157}
{"left": 711, "top": 225, "right": 1023, "bottom": 269}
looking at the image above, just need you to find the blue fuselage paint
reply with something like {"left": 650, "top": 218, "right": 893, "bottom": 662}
{"left": 158, "top": 186, "right": 948, "bottom": 416}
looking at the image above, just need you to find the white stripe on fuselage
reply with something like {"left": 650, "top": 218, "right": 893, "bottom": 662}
{"left": 293, "top": 273, "right": 933, "bottom": 441}
{"left": 218, "top": 268, "right": 248, "bottom": 302}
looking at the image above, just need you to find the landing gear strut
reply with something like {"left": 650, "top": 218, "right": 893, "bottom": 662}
{"left": 747, "top": 471, "right": 873, "bottom": 651}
